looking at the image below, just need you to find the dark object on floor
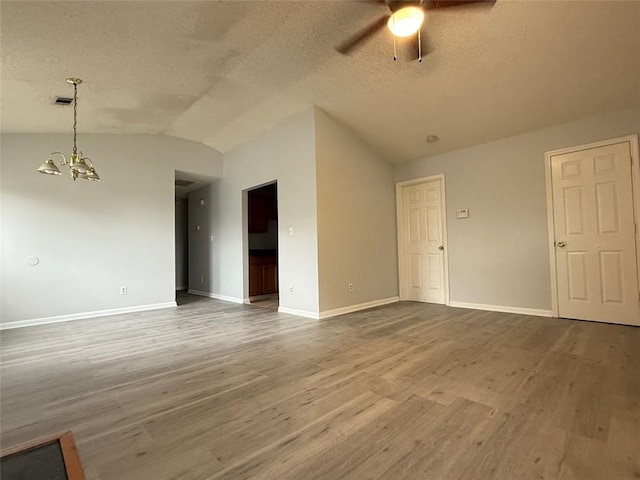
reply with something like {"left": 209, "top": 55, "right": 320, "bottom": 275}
{"left": 0, "top": 432, "right": 84, "bottom": 480}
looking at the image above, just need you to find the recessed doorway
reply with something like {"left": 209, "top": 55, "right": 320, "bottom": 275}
{"left": 247, "top": 182, "right": 279, "bottom": 310}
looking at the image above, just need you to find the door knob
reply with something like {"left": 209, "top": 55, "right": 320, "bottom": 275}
{"left": 557, "top": 241, "right": 566, "bottom": 248}
{"left": 438, "top": 245, "right": 444, "bottom": 250}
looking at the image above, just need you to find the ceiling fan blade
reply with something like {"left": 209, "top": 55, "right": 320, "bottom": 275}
{"left": 335, "top": 15, "right": 390, "bottom": 55}
{"left": 424, "top": 0, "right": 496, "bottom": 9}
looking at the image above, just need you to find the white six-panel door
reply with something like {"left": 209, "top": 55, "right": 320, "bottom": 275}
{"left": 550, "top": 140, "right": 640, "bottom": 326}
{"left": 399, "top": 178, "right": 446, "bottom": 304}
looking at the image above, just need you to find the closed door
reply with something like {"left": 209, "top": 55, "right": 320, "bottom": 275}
{"left": 551, "top": 141, "right": 639, "bottom": 326}
{"left": 400, "top": 179, "right": 446, "bottom": 303}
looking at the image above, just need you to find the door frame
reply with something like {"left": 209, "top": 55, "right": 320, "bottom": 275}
{"left": 396, "top": 174, "right": 450, "bottom": 305}
{"left": 544, "top": 134, "right": 640, "bottom": 318}
{"left": 243, "top": 180, "right": 279, "bottom": 303}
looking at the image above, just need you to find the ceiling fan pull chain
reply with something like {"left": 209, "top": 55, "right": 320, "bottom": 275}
{"left": 393, "top": 34, "right": 397, "bottom": 61}
{"left": 418, "top": 28, "right": 422, "bottom": 63}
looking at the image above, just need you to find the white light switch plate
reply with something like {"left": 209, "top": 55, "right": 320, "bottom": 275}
{"left": 456, "top": 208, "right": 469, "bottom": 219}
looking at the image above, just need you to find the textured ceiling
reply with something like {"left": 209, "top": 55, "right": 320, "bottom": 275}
{"left": 1, "top": 1, "right": 639, "bottom": 163}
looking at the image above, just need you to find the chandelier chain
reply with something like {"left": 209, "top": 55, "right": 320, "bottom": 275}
{"left": 72, "top": 82, "right": 78, "bottom": 155}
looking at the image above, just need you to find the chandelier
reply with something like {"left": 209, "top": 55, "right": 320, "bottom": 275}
{"left": 36, "top": 78, "right": 100, "bottom": 181}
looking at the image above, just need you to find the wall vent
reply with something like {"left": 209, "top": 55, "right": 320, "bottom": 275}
{"left": 175, "top": 180, "right": 195, "bottom": 187}
{"left": 54, "top": 97, "right": 74, "bottom": 105}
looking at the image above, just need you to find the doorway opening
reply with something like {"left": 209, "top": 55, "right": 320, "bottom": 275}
{"left": 175, "top": 196, "right": 189, "bottom": 294}
{"left": 247, "top": 182, "right": 279, "bottom": 310}
{"left": 174, "top": 171, "right": 215, "bottom": 306}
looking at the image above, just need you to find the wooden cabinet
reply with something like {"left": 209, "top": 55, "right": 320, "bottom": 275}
{"left": 249, "top": 255, "right": 278, "bottom": 296}
{"left": 248, "top": 196, "right": 268, "bottom": 233}
{"left": 248, "top": 195, "right": 277, "bottom": 233}
{"left": 249, "top": 263, "right": 264, "bottom": 296}
{"left": 262, "top": 264, "right": 278, "bottom": 294}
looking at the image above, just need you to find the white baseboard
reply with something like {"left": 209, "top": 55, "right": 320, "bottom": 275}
{"left": 277, "top": 306, "right": 320, "bottom": 319}
{"left": 319, "top": 296, "right": 400, "bottom": 319}
{"left": 448, "top": 301, "right": 552, "bottom": 317}
{"left": 187, "top": 289, "right": 246, "bottom": 304}
{"left": 278, "top": 296, "right": 401, "bottom": 320}
{"left": 0, "top": 302, "right": 177, "bottom": 330}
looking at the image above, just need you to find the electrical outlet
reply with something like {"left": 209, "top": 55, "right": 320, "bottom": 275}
{"left": 289, "top": 285, "right": 294, "bottom": 294}
{"left": 200, "top": 275, "right": 204, "bottom": 283}
{"left": 348, "top": 283, "right": 354, "bottom": 292}
{"left": 120, "top": 286, "right": 127, "bottom": 295}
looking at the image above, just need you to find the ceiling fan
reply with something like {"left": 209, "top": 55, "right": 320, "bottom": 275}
{"left": 336, "top": 0, "right": 496, "bottom": 61}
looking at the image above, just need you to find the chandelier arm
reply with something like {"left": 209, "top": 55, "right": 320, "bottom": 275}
{"left": 49, "top": 152, "right": 68, "bottom": 166}
{"left": 83, "top": 157, "right": 94, "bottom": 167}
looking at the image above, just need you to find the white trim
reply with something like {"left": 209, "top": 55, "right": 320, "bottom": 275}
{"left": 187, "top": 289, "right": 246, "bottom": 304}
{"left": 277, "top": 306, "right": 320, "bottom": 319}
{"left": 318, "top": 296, "right": 400, "bottom": 319}
{"left": 396, "top": 174, "right": 450, "bottom": 305}
{"left": 631, "top": 136, "right": 640, "bottom": 295}
{"left": 441, "top": 176, "right": 451, "bottom": 306}
{"left": 448, "top": 301, "right": 552, "bottom": 317}
{"left": 544, "top": 147, "right": 559, "bottom": 317}
{"left": 544, "top": 134, "right": 640, "bottom": 319}
{"left": 0, "top": 302, "right": 177, "bottom": 330}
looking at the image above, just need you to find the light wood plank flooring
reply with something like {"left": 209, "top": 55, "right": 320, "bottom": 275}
{"left": 1, "top": 294, "right": 639, "bottom": 480}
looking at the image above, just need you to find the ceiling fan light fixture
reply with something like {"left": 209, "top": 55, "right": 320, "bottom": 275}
{"left": 387, "top": 6, "right": 425, "bottom": 38}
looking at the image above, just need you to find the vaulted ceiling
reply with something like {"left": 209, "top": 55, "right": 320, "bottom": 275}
{"left": 1, "top": 1, "right": 639, "bottom": 163}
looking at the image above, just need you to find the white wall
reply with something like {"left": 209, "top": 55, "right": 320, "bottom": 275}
{"left": 315, "top": 109, "right": 398, "bottom": 313}
{"left": 190, "top": 108, "right": 320, "bottom": 315}
{"left": 1, "top": 134, "right": 223, "bottom": 325}
{"left": 188, "top": 183, "right": 216, "bottom": 293}
{"left": 395, "top": 106, "right": 640, "bottom": 311}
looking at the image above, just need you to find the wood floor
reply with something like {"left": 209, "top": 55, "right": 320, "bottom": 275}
{"left": 1, "top": 294, "right": 639, "bottom": 480}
